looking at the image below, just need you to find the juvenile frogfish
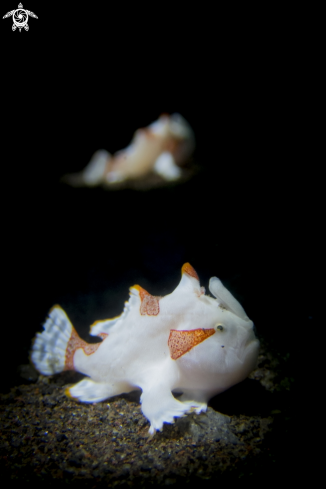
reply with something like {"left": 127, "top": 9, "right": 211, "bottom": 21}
{"left": 31, "top": 264, "right": 259, "bottom": 434}
{"left": 63, "top": 113, "right": 195, "bottom": 188}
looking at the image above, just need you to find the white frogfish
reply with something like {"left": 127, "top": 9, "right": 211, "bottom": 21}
{"left": 31, "top": 264, "right": 259, "bottom": 434}
{"left": 63, "top": 113, "right": 195, "bottom": 187}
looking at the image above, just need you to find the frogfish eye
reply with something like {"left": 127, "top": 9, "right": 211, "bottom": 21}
{"left": 215, "top": 324, "right": 224, "bottom": 331}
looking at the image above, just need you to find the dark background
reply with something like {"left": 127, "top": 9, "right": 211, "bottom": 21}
{"left": 1, "top": 3, "right": 308, "bottom": 392}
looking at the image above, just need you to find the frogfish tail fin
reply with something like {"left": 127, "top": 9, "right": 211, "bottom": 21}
{"left": 31, "top": 305, "right": 79, "bottom": 375}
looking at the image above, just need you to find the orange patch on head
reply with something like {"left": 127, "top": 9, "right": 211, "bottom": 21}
{"left": 133, "top": 285, "right": 161, "bottom": 316}
{"left": 181, "top": 263, "right": 199, "bottom": 281}
{"left": 168, "top": 328, "right": 215, "bottom": 360}
{"left": 64, "top": 327, "right": 105, "bottom": 371}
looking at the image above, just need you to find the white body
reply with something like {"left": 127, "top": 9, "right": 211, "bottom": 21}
{"left": 32, "top": 264, "right": 259, "bottom": 434}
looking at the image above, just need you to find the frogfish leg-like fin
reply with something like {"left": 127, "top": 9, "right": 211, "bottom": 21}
{"left": 67, "top": 379, "right": 135, "bottom": 403}
{"left": 153, "top": 151, "right": 182, "bottom": 181}
{"left": 82, "top": 150, "right": 111, "bottom": 186}
{"left": 176, "top": 390, "right": 208, "bottom": 414}
{"left": 140, "top": 380, "right": 194, "bottom": 434}
{"left": 61, "top": 150, "right": 111, "bottom": 187}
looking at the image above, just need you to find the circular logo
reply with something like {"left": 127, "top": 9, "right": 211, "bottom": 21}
{"left": 13, "top": 8, "right": 28, "bottom": 28}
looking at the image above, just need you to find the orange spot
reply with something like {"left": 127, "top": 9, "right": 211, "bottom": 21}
{"left": 181, "top": 263, "right": 199, "bottom": 281}
{"left": 64, "top": 326, "right": 105, "bottom": 371}
{"left": 133, "top": 285, "right": 161, "bottom": 316}
{"left": 168, "top": 328, "right": 215, "bottom": 360}
{"left": 97, "top": 333, "right": 108, "bottom": 340}
{"left": 65, "top": 387, "right": 73, "bottom": 398}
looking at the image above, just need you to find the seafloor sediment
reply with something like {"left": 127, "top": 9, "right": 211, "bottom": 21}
{"left": 0, "top": 339, "right": 292, "bottom": 487}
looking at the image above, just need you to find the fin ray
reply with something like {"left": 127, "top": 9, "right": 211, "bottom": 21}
{"left": 31, "top": 306, "right": 104, "bottom": 375}
{"left": 31, "top": 306, "right": 73, "bottom": 375}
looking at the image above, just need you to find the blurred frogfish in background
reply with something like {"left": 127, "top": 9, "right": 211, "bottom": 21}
{"left": 62, "top": 113, "right": 195, "bottom": 188}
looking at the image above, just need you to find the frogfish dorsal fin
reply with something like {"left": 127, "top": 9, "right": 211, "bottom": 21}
{"left": 132, "top": 285, "right": 161, "bottom": 316}
{"left": 181, "top": 262, "right": 199, "bottom": 280}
